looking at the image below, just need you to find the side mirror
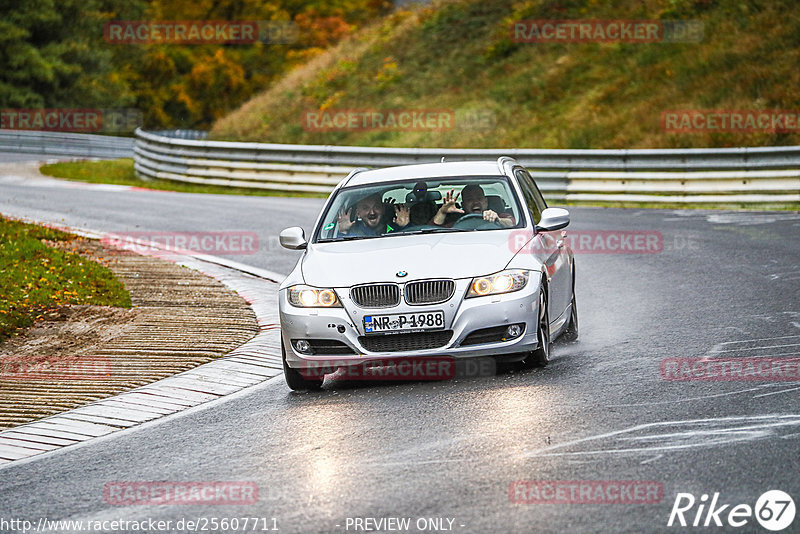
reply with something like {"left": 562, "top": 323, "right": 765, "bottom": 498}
{"left": 279, "top": 227, "right": 307, "bottom": 250}
{"left": 536, "top": 207, "right": 570, "bottom": 232}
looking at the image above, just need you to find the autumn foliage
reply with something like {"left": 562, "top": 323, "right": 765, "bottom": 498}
{"left": 0, "top": 0, "right": 389, "bottom": 130}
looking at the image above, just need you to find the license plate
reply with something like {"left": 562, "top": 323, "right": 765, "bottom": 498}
{"left": 363, "top": 311, "right": 445, "bottom": 335}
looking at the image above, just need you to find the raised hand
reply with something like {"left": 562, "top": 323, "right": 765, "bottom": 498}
{"left": 394, "top": 203, "right": 410, "bottom": 227}
{"left": 441, "top": 189, "right": 463, "bottom": 214}
{"left": 337, "top": 207, "right": 354, "bottom": 233}
{"left": 433, "top": 189, "right": 464, "bottom": 225}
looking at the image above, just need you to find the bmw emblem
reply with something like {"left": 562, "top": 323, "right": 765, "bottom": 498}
{"left": 396, "top": 270, "right": 408, "bottom": 278}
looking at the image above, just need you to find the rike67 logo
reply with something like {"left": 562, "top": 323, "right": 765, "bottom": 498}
{"left": 668, "top": 490, "right": 795, "bottom": 531}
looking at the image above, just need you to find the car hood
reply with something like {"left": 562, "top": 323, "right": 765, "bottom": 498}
{"left": 302, "top": 231, "right": 523, "bottom": 287}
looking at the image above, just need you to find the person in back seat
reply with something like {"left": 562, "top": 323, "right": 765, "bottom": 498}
{"left": 410, "top": 200, "right": 438, "bottom": 226}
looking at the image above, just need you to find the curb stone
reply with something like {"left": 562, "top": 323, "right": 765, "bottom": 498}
{"left": 0, "top": 222, "right": 284, "bottom": 465}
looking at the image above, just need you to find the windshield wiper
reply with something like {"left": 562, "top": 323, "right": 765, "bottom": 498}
{"left": 393, "top": 227, "right": 462, "bottom": 236}
{"left": 420, "top": 227, "right": 462, "bottom": 233}
{"left": 317, "top": 234, "right": 382, "bottom": 243}
{"left": 318, "top": 227, "right": 460, "bottom": 242}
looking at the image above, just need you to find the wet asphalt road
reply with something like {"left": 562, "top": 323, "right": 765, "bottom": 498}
{"left": 1, "top": 165, "right": 799, "bottom": 533}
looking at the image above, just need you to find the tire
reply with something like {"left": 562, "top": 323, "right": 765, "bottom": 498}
{"left": 562, "top": 276, "right": 578, "bottom": 342}
{"left": 282, "top": 340, "right": 323, "bottom": 391}
{"left": 522, "top": 287, "right": 550, "bottom": 368}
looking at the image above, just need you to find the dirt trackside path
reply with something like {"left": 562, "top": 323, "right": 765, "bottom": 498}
{"left": 0, "top": 237, "right": 258, "bottom": 430}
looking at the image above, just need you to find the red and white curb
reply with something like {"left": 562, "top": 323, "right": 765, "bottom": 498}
{"left": 0, "top": 220, "right": 286, "bottom": 466}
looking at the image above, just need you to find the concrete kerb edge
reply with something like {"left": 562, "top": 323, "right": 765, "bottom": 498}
{"left": 0, "top": 215, "right": 288, "bottom": 468}
{"left": 0, "top": 373, "right": 287, "bottom": 471}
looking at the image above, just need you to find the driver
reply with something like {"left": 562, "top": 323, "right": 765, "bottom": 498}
{"left": 431, "top": 184, "right": 515, "bottom": 228}
{"left": 337, "top": 192, "right": 410, "bottom": 236}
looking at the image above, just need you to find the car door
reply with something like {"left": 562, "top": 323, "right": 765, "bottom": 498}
{"left": 514, "top": 168, "right": 571, "bottom": 324}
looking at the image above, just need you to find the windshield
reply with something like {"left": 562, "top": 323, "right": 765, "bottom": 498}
{"left": 314, "top": 176, "right": 524, "bottom": 242}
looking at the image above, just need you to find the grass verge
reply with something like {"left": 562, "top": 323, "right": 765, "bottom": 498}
{"left": 39, "top": 159, "right": 328, "bottom": 198}
{"left": 0, "top": 216, "right": 132, "bottom": 342}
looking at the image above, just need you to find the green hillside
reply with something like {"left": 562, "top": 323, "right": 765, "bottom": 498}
{"left": 211, "top": 0, "right": 800, "bottom": 149}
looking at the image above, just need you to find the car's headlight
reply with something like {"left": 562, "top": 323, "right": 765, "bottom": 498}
{"left": 466, "top": 270, "right": 529, "bottom": 298}
{"left": 287, "top": 285, "right": 342, "bottom": 307}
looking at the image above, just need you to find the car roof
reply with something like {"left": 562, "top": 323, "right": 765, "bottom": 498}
{"left": 342, "top": 160, "right": 510, "bottom": 188}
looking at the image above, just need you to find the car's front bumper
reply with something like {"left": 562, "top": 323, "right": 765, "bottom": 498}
{"left": 279, "top": 278, "right": 542, "bottom": 369}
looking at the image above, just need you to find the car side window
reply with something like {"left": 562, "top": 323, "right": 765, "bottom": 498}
{"left": 514, "top": 169, "right": 545, "bottom": 225}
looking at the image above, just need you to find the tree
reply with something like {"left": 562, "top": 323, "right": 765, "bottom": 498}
{"left": 0, "top": 0, "right": 135, "bottom": 109}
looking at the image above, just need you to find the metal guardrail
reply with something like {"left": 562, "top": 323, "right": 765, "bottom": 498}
{"left": 147, "top": 129, "right": 209, "bottom": 140}
{"left": 0, "top": 130, "right": 134, "bottom": 159}
{"left": 134, "top": 128, "right": 800, "bottom": 205}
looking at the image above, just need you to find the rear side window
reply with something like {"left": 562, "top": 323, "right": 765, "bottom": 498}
{"left": 514, "top": 169, "right": 547, "bottom": 225}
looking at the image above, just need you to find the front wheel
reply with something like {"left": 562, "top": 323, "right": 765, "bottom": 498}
{"left": 522, "top": 287, "right": 550, "bottom": 368}
{"left": 282, "top": 340, "right": 323, "bottom": 391}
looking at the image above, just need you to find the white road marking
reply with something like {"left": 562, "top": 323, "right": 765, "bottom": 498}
{"left": 752, "top": 386, "right": 800, "bottom": 398}
{"left": 640, "top": 454, "right": 663, "bottom": 465}
{"left": 705, "top": 213, "right": 800, "bottom": 225}
{"left": 606, "top": 386, "right": 767, "bottom": 407}
{"left": 710, "top": 334, "right": 800, "bottom": 348}
{"left": 708, "top": 342, "right": 800, "bottom": 353}
{"left": 521, "top": 415, "right": 800, "bottom": 459}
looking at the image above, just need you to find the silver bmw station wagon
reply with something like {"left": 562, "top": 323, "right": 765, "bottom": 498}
{"left": 278, "top": 157, "right": 577, "bottom": 390}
